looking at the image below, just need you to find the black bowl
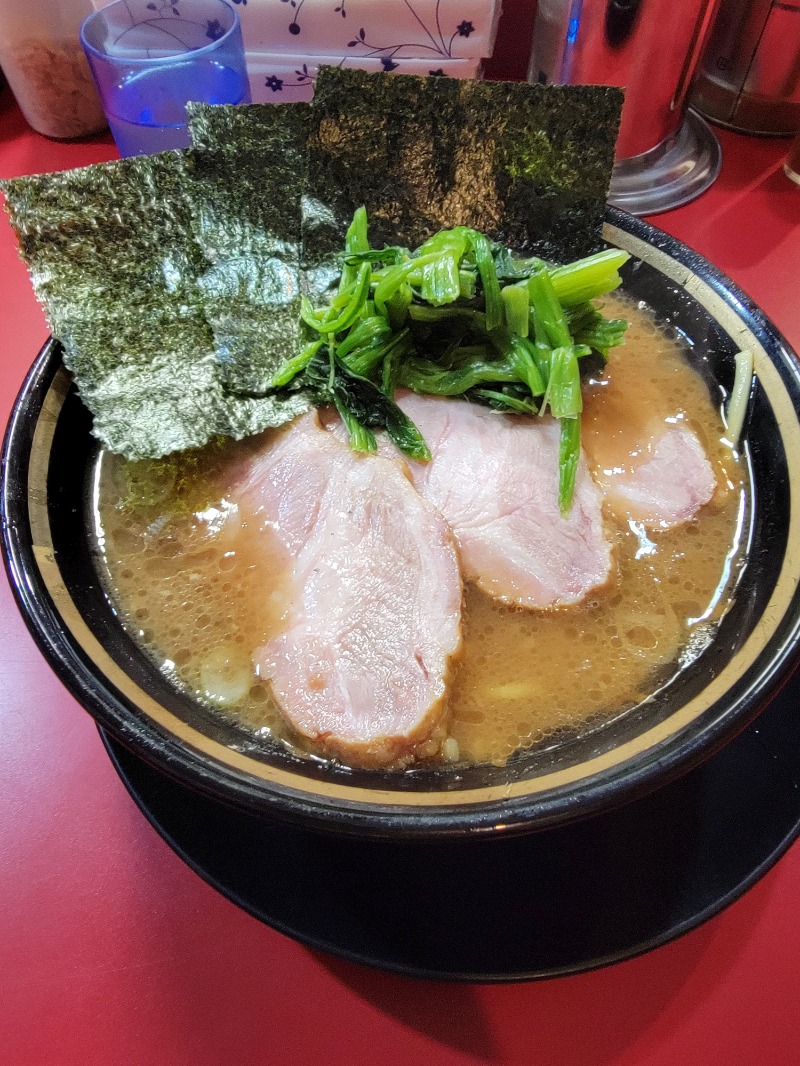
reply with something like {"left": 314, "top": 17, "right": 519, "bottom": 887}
{"left": 3, "top": 207, "right": 800, "bottom": 838}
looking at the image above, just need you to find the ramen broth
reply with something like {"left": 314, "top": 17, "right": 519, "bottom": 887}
{"left": 91, "top": 297, "right": 746, "bottom": 767}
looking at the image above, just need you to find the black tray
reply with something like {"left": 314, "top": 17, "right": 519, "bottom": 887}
{"left": 102, "top": 663, "right": 800, "bottom": 982}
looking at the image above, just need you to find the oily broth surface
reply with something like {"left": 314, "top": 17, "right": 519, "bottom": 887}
{"left": 92, "top": 297, "right": 745, "bottom": 768}
{"left": 446, "top": 294, "right": 745, "bottom": 764}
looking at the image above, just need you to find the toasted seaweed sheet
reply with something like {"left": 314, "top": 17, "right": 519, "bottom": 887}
{"left": 2, "top": 151, "right": 310, "bottom": 458}
{"left": 3, "top": 153, "right": 222, "bottom": 456}
{"left": 3, "top": 70, "right": 622, "bottom": 460}
{"left": 186, "top": 102, "right": 313, "bottom": 396}
{"left": 304, "top": 68, "right": 623, "bottom": 265}
{"left": 3, "top": 152, "right": 206, "bottom": 340}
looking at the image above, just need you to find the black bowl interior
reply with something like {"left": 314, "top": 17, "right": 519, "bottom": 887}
{"left": 3, "top": 208, "right": 800, "bottom": 837}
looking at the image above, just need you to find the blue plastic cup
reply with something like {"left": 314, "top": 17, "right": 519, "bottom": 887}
{"left": 81, "top": 0, "right": 251, "bottom": 157}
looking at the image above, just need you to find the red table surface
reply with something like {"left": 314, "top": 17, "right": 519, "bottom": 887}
{"left": 2, "top": 80, "right": 800, "bottom": 1066}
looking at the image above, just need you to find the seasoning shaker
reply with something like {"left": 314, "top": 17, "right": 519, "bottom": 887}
{"left": 0, "top": 0, "right": 107, "bottom": 139}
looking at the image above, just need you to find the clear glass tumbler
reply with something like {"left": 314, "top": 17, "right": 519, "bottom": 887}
{"left": 80, "top": 0, "right": 251, "bottom": 157}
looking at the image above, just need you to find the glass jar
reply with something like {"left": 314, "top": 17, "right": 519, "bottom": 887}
{"left": 0, "top": 0, "right": 107, "bottom": 139}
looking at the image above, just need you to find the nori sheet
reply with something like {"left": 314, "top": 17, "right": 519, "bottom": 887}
{"left": 3, "top": 152, "right": 206, "bottom": 341}
{"left": 2, "top": 151, "right": 309, "bottom": 459}
{"left": 2, "top": 70, "right": 623, "bottom": 460}
{"left": 304, "top": 68, "right": 623, "bottom": 266}
{"left": 186, "top": 102, "right": 313, "bottom": 395}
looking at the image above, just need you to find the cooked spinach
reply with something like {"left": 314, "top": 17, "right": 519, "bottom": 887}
{"left": 289, "top": 208, "right": 629, "bottom": 510}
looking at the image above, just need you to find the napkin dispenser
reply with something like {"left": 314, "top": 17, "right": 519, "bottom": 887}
{"left": 236, "top": 0, "right": 503, "bottom": 101}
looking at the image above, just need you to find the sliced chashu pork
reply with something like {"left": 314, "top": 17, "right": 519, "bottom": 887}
{"left": 384, "top": 394, "right": 613, "bottom": 610}
{"left": 585, "top": 422, "right": 716, "bottom": 529}
{"left": 236, "top": 411, "right": 462, "bottom": 768}
{"left": 581, "top": 365, "right": 717, "bottom": 529}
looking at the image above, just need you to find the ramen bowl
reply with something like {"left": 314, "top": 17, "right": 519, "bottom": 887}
{"left": 3, "top": 207, "right": 800, "bottom": 840}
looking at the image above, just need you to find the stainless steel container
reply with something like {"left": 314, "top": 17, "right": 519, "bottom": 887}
{"left": 528, "top": 0, "right": 723, "bottom": 214}
{"left": 691, "top": 0, "right": 800, "bottom": 136}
